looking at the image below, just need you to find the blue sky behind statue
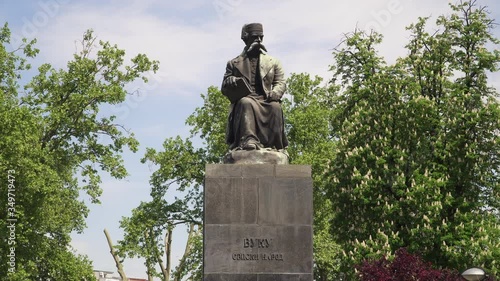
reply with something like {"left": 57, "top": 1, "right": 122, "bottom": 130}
{"left": 1, "top": 0, "right": 499, "bottom": 278}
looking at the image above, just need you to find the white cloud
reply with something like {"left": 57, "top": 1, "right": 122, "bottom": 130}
{"left": 24, "top": 0, "right": 499, "bottom": 101}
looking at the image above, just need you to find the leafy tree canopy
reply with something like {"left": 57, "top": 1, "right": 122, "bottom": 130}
{"left": 328, "top": 0, "right": 499, "bottom": 278}
{"left": 0, "top": 23, "right": 158, "bottom": 280}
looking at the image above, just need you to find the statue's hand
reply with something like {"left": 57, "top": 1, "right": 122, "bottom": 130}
{"left": 223, "top": 76, "right": 238, "bottom": 88}
{"left": 267, "top": 92, "right": 280, "bottom": 102}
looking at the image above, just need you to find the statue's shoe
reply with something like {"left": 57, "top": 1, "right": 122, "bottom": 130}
{"left": 242, "top": 140, "right": 263, "bottom": 150}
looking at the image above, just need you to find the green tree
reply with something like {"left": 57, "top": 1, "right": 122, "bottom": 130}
{"left": 119, "top": 73, "right": 345, "bottom": 279}
{"left": 283, "top": 73, "right": 343, "bottom": 280}
{"left": 327, "top": 1, "right": 499, "bottom": 278}
{"left": 0, "top": 23, "right": 158, "bottom": 280}
{"left": 117, "top": 85, "right": 227, "bottom": 280}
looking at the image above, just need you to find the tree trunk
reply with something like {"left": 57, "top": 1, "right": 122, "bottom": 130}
{"left": 174, "top": 223, "right": 196, "bottom": 281}
{"left": 164, "top": 228, "right": 173, "bottom": 281}
{"left": 104, "top": 228, "right": 128, "bottom": 281}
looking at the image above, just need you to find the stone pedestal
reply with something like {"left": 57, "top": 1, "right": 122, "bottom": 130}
{"left": 204, "top": 164, "right": 313, "bottom": 281}
{"left": 222, "top": 150, "right": 289, "bottom": 164}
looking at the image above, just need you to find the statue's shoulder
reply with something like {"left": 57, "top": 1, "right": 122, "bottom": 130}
{"left": 228, "top": 54, "right": 245, "bottom": 65}
{"left": 260, "top": 52, "right": 281, "bottom": 65}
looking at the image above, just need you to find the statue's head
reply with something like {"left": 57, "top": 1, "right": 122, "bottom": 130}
{"left": 241, "top": 23, "right": 265, "bottom": 52}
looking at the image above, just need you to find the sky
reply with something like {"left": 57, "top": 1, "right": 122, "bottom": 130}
{"left": 2, "top": 0, "right": 500, "bottom": 279}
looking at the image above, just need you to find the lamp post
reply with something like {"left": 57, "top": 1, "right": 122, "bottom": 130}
{"left": 461, "top": 267, "right": 488, "bottom": 281}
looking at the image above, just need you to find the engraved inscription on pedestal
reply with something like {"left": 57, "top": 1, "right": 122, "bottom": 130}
{"left": 204, "top": 164, "right": 313, "bottom": 281}
{"left": 232, "top": 237, "right": 283, "bottom": 261}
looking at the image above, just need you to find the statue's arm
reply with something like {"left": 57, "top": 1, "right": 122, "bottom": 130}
{"left": 221, "top": 60, "right": 235, "bottom": 96}
{"left": 271, "top": 59, "right": 286, "bottom": 99}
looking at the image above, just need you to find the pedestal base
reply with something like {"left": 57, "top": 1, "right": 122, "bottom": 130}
{"left": 203, "top": 164, "right": 313, "bottom": 281}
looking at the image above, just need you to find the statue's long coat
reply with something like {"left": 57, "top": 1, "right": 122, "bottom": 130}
{"left": 221, "top": 50, "right": 288, "bottom": 149}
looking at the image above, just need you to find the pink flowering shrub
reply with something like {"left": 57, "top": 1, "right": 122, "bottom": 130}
{"left": 356, "top": 248, "right": 493, "bottom": 281}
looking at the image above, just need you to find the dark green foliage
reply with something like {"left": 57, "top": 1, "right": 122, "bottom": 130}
{"left": 118, "top": 86, "right": 228, "bottom": 280}
{"left": 0, "top": 23, "right": 158, "bottom": 280}
{"left": 328, "top": 1, "right": 499, "bottom": 278}
{"left": 283, "top": 73, "right": 343, "bottom": 280}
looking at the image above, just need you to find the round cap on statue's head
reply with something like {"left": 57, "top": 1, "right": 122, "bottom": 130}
{"left": 241, "top": 23, "right": 264, "bottom": 39}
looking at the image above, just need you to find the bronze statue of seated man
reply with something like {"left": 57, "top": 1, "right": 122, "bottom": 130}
{"left": 221, "top": 23, "right": 288, "bottom": 151}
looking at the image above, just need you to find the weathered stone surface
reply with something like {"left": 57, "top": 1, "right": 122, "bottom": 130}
{"left": 204, "top": 225, "right": 312, "bottom": 274}
{"left": 204, "top": 164, "right": 313, "bottom": 281}
{"left": 258, "top": 178, "right": 313, "bottom": 225}
{"left": 258, "top": 274, "right": 313, "bottom": 281}
{"left": 205, "top": 164, "right": 310, "bottom": 178}
{"left": 241, "top": 164, "right": 275, "bottom": 178}
{"left": 275, "top": 165, "right": 310, "bottom": 178}
{"left": 204, "top": 274, "right": 313, "bottom": 281}
{"left": 206, "top": 164, "right": 243, "bottom": 178}
{"left": 204, "top": 178, "right": 258, "bottom": 224}
{"left": 204, "top": 274, "right": 257, "bottom": 281}
{"left": 222, "top": 150, "right": 289, "bottom": 164}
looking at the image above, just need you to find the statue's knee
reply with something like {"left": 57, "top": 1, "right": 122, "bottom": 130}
{"left": 270, "top": 102, "right": 281, "bottom": 111}
{"left": 238, "top": 97, "right": 253, "bottom": 107}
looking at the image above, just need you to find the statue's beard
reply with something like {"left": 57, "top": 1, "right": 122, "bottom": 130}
{"left": 247, "top": 42, "right": 267, "bottom": 54}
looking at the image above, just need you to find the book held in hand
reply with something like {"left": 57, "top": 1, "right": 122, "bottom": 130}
{"left": 224, "top": 78, "right": 253, "bottom": 103}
